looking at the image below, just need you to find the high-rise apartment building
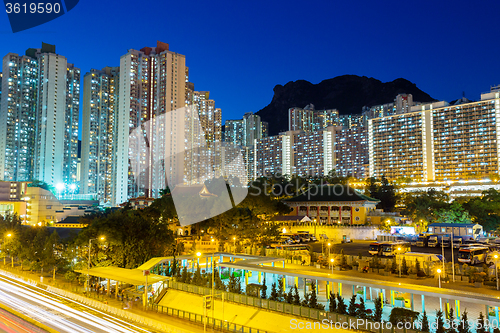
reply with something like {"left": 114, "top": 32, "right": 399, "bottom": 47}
{"left": 335, "top": 127, "right": 368, "bottom": 178}
{"left": 369, "top": 87, "right": 500, "bottom": 181}
{"left": 288, "top": 104, "right": 339, "bottom": 132}
{"left": 115, "top": 41, "right": 187, "bottom": 204}
{"left": 224, "top": 112, "right": 268, "bottom": 147}
{"left": 0, "top": 43, "right": 79, "bottom": 191}
{"left": 81, "top": 67, "right": 119, "bottom": 204}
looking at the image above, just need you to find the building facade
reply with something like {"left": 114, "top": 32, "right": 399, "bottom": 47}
{"left": 288, "top": 104, "right": 339, "bottom": 132}
{"left": 335, "top": 127, "right": 368, "bottom": 178}
{"left": 0, "top": 43, "right": 80, "bottom": 191}
{"left": 81, "top": 67, "right": 120, "bottom": 204}
{"left": 369, "top": 87, "right": 500, "bottom": 182}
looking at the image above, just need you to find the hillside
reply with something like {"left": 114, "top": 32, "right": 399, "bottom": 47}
{"left": 256, "top": 75, "right": 436, "bottom": 135}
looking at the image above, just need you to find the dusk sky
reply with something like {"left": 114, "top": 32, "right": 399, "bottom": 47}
{"left": 2, "top": 0, "right": 500, "bottom": 134}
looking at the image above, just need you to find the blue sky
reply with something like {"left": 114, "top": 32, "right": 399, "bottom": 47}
{"left": 1, "top": 0, "right": 499, "bottom": 138}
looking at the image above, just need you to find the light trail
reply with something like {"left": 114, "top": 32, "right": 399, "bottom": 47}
{"left": 0, "top": 273, "right": 153, "bottom": 333}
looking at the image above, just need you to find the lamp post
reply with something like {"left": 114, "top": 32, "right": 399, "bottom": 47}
{"left": 87, "top": 236, "right": 105, "bottom": 293}
{"left": 330, "top": 258, "right": 334, "bottom": 274}
{"left": 233, "top": 237, "right": 236, "bottom": 251}
{"left": 437, "top": 268, "right": 442, "bottom": 288}
{"left": 494, "top": 254, "right": 499, "bottom": 291}
{"left": 327, "top": 242, "right": 331, "bottom": 261}
{"left": 397, "top": 247, "right": 402, "bottom": 278}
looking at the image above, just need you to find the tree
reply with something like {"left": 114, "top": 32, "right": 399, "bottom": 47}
{"left": 261, "top": 276, "right": 267, "bottom": 299}
{"left": 373, "top": 296, "right": 383, "bottom": 322}
{"left": 308, "top": 281, "right": 318, "bottom": 309}
{"left": 420, "top": 310, "right": 430, "bottom": 332}
{"left": 401, "top": 258, "right": 408, "bottom": 275}
{"left": 435, "top": 202, "right": 472, "bottom": 225}
{"left": 446, "top": 308, "right": 457, "bottom": 333}
{"left": 457, "top": 310, "right": 470, "bottom": 333}
{"left": 336, "top": 293, "right": 347, "bottom": 315}
{"left": 270, "top": 282, "right": 278, "bottom": 301}
{"left": 285, "top": 288, "right": 293, "bottom": 304}
{"left": 477, "top": 312, "right": 487, "bottom": 333}
{"left": 415, "top": 259, "right": 422, "bottom": 274}
{"left": 301, "top": 292, "right": 310, "bottom": 307}
{"left": 348, "top": 294, "right": 357, "bottom": 316}
{"left": 192, "top": 264, "right": 203, "bottom": 286}
{"left": 292, "top": 285, "right": 301, "bottom": 305}
{"left": 402, "top": 189, "right": 449, "bottom": 232}
{"left": 277, "top": 277, "right": 285, "bottom": 302}
{"left": 357, "top": 297, "right": 367, "bottom": 319}
{"left": 329, "top": 292, "right": 337, "bottom": 312}
{"left": 436, "top": 310, "right": 446, "bottom": 333}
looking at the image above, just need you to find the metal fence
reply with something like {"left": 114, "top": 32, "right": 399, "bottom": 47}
{"left": 167, "top": 281, "right": 420, "bottom": 333}
{"left": 153, "top": 304, "right": 267, "bottom": 333}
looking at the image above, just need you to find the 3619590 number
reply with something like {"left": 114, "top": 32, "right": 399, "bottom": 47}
{"left": 5, "top": 2, "right": 61, "bottom": 14}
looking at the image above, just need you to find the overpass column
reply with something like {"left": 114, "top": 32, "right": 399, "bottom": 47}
{"left": 421, "top": 295, "right": 425, "bottom": 313}
{"left": 352, "top": 285, "right": 355, "bottom": 297}
{"left": 258, "top": 271, "right": 261, "bottom": 284}
{"left": 326, "top": 281, "right": 330, "bottom": 299}
{"left": 115, "top": 281, "right": 118, "bottom": 298}
{"left": 316, "top": 280, "right": 319, "bottom": 295}
{"left": 107, "top": 279, "right": 110, "bottom": 296}
{"left": 411, "top": 293, "right": 414, "bottom": 311}
{"left": 363, "top": 286, "right": 366, "bottom": 302}
{"left": 338, "top": 282, "right": 342, "bottom": 297}
{"left": 495, "top": 307, "right": 499, "bottom": 326}
{"left": 303, "top": 278, "right": 307, "bottom": 296}
{"left": 455, "top": 300, "right": 461, "bottom": 319}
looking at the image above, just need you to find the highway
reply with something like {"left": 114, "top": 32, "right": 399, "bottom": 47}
{"left": 0, "top": 272, "right": 154, "bottom": 333}
{"left": 0, "top": 307, "right": 47, "bottom": 333}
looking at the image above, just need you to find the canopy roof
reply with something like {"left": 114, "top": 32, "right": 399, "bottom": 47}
{"left": 284, "top": 185, "right": 379, "bottom": 203}
{"left": 75, "top": 267, "right": 169, "bottom": 286}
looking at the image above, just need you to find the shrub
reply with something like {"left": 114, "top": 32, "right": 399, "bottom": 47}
{"left": 389, "top": 307, "right": 420, "bottom": 325}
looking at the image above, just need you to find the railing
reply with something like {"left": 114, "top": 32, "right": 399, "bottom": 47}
{"left": 166, "top": 281, "right": 419, "bottom": 333}
{"left": 153, "top": 303, "right": 267, "bottom": 333}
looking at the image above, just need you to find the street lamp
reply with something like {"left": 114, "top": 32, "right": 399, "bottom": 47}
{"left": 3, "top": 233, "right": 12, "bottom": 266}
{"left": 330, "top": 258, "right": 334, "bottom": 274}
{"left": 87, "top": 236, "right": 105, "bottom": 293}
{"left": 327, "top": 242, "right": 331, "bottom": 260}
{"left": 397, "top": 247, "right": 402, "bottom": 278}
{"left": 233, "top": 237, "right": 236, "bottom": 251}
{"left": 494, "top": 254, "right": 499, "bottom": 291}
{"left": 437, "top": 268, "right": 442, "bottom": 288}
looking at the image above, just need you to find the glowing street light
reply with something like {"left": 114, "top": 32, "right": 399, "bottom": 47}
{"left": 330, "top": 258, "right": 334, "bottom": 274}
{"left": 87, "top": 236, "right": 105, "bottom": 293}
{"left": 437, "top": 268, "right": 442, "bottom": 288}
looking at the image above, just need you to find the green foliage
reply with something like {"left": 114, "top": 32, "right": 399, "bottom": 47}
{"left": 228, "top": 274, "right": 242, "bottom": 294}
{"left": 357, "top": 297, "right": 367, "bottom": 319}
{"left": 401, "top": 257, "right": 408, "bottom": 275}
{"left": 365, "top": 176, "right": 398, "bottom": 212}
{"left": 446, "top": 308, "right": 457, "bottom": 333}
{"left": 348, "top": 294, "right": 357, "bottom": 316}
{"left": 457, "top": 310, "right": 470, "bottom": 333}
{"left": 402, "top": 189, "right": 449, "bottom": 232}
{"left": 260, "top": 276, "right": 267, "bottom": 299}
{"left": 415, "top": 259, "right": 421, "bottom": 274}
{"left": 477, "top": 312, "right": 487, "bottom": 333}
{"left": 389, "top": 307, "right": 420, "bottom": 325}
{"left": 292, "top": 285, "right": 301, "bottom": 305}
{"left": 336, "top": 293, "right": 347, "bottom": 315}
{"left": 64, "top": 271, "right": 76, "bottom": 282}
{"left": 373, "top": 296, "right": 383, "bottom": 322}
{"left": 435, "top": 202, "right": 472, "bottom": 225}
{"left": 391, "top": 257, "right": 398, "bottom": 273}
{"left": 435, "top": 310, "right": 445, "bottom": 333}
{"left": 270, "top": 282, "right": 278, "bottom": 301}
{"left": 308, "top": 281, "right": 320, "bottom": 309}
{"left": 301, "top": 292, "right": 310, "bottom": 307}
{"left": 329, "top": 292, "right": 337, "bottom": 312}
{"left": 285, "top": 288, "right": 293, "bottom": 304}
{"left": 277, "top": 277, "right": 285, "bottom": 302}
{"left": 420, "top": 310, "right": 430, "bottom": 332}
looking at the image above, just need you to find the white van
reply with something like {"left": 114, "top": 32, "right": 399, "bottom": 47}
{"left": 399, "top": 252, "right": 443, "bottom": 266}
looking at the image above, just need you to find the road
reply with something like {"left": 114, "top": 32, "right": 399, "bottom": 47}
{"left": 0, "top": 308, "right": 47, "bottom": 333}
{"left": 0, "top": 272, "right": 156, "bottom": 333}
{"left": 310, "top": 240, "right": 462, "bottom": 263}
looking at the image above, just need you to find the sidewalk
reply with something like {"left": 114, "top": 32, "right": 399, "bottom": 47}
{"left": 158, "top": 288, "right": 351, "bottom": 333}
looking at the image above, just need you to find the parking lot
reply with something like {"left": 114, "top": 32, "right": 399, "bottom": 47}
{"left": 309, "top": 239, "right": 461, "bottom": 263}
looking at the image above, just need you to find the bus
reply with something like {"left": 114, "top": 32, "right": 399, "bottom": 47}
{"left": 416, "top": 234, "right": 434, "bottom": 247}
{"left": 273, "top": 244, "right": 311, "bottom": 252}
{"left": 368, "top": 242, "right": 389, "bottom": 256}
{"left": 458, "top": 246, "right": 490, "bottom": 265}
{"left": 428, "top": 234, "right": 445, "bottom": 248}
{"left": 381, "top": 241, "right": 411, "bottom": 257}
